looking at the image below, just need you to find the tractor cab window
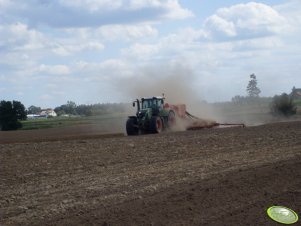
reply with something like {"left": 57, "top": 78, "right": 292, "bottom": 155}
{"left": 142, "top": 99, "right": 152, "bottom": 109}
{"left": 155, "top": 99, "right": 163, "bottom": 109}
{"left": 142, "top": 98, "right": 163, "bottom": 109}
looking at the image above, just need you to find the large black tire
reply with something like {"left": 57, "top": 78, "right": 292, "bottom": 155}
{"left": 150, "top": 116, "right": 163, "bottom": 133}
{"left": 126, "top": 117, "right": 138, "bottom": 136}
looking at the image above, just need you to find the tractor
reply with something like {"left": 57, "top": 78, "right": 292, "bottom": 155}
{"left": 126, "top": 96, "right": 246, "bottom": 136}
{"left": 126, "top": 96, "right": 179, "bottom": 135}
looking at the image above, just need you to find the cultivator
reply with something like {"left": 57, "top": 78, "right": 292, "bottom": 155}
{"left": 126, "top": 96, "right": 245, "bottom": 136}
{"left": 185, "top": 111, "right": 245, "bottom": 130}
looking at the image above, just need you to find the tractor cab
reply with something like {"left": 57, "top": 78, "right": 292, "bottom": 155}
{"left": 133, "top": 97, "right": 164, "bottom": 116}
{"left": 141, "top": 97, "right": 164, "bottom": 110}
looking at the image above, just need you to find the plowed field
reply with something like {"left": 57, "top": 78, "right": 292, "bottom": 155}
{"left": 1, "top": 121, "right": 301, "bottom": 225}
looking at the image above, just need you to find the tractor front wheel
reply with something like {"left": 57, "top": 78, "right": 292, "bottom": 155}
{"left": 126, "top": 117, "right": 139, "bottom": 136}
{"left": 150, "top": 116, "right": 163, "bottom": 133}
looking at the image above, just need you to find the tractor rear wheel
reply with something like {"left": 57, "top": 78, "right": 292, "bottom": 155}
{"left": 126, "top": 117, "right": 139, "bottom": 136}
{"left": 150, "top": 116, "right": 163, "bottom": 133}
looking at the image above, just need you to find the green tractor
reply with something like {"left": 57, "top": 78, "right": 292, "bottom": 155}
{"left": 126, "top": 96, "right": 176, "bottom": 135}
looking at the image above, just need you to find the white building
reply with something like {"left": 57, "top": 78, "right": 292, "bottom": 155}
{"left": 40, "top": 109, "right": 57, "bottom": 117}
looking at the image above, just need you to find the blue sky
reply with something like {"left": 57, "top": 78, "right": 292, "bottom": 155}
{"left": 0, "top": 0, "right": 300, "bottom": 108}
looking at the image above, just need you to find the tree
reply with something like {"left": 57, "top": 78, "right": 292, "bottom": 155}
{"left": 0, "top": 100, "right": 27, "bottom": 131}
{"left": 65, "top": 101, "right": 77, "bottom": 115}
{"left": 54, "top": 107, "right": 66, "bottom": 116}
{"left": 54, "top": 101, "right": 77, "bottom": 115}
{"left": 13, "top": 101, "right": 27, "bottom": 120}
{"left": 291, "top": 86, "right": 297, "bottom": 98}
{"left": 270, "top": 93, "right": 296, "bottom": 116}
{"left": 231, "top": 95, "right": 247, "bottom": 105}
{"left": 76, "top": 104, "right": 93, "bottom": 116}
{"left": 246, "top": 74, "right": 261, "bottom": 98}
{"left": 28, "top": 105, "right": 41, "bottom": 114}
{"left": 290, "top": 86, "right": 301, "bottom": 100}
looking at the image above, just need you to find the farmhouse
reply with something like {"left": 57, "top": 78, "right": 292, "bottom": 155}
{"left": 27, "top": 108, "right": 57, "bottom": 119}
{"left": 40, "top": 109, "right": 57, "bottom": 117}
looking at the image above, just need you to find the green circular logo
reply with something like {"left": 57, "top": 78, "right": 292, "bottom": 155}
{"left": 267, "top": 206, "right": 299, "bottom": 224}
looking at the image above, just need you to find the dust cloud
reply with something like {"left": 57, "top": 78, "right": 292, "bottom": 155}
{"left": 116, "top": 64, "right": 218, "bottom": 122}
{"left": 118, "top": 66, "right": 196, "bottom": 104}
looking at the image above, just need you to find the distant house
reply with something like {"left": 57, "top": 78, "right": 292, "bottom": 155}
{"left": 27, "top": 108, "right": 57, "bottom": 119}
{"left": 40, "top": 109, "right": 57, "bottom": 117}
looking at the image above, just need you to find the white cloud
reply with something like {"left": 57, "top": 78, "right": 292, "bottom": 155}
{"left": 46, "top": 83, "right": 58, "bottom": 89}
{"left": 75, "top": 59, "right": 128, "bottom": 71}
{"left": 99, "top": 59, "right": 128, "bottom": 70}
{"left": 162, "top": 27, "right": 204, "bottom": 42}
{"left": 96, "top": 25, "right": 158, "bottom": 41}
{"left": 59, "top": 0, "right": 123, "bottom": 12}
{"left": 0, "top": 87, "right": 7, "bottom": 93}
{"left": 40, "top": 94, "right": 53, "bottom": 101}
{"left": 38, "top": 64, "right": 71, "bottom": 75}
{"left": 162, "top": 0, "right": 194, "bottom": 19}
{"left": 121, "top": 27, "right": 207, "bottom": 62}
{"left": 16, "top": 91, "right": 24, "bottom": 96}
{"left": 205, "top": 15, "right": 236, "bottom": 37}
{"left": 1, "top": 0, "right": 193, "bottom": 28}
{"left": 73, "top": 59, "right": 133, "bottom": 81}
{"left": 128, "top": 0, "right": 161, "bottom": 9}
{"left": 275, "top": 0, "right": 301, "bottom": 32}
{"left": 60, "top": 0, "right": 193, "bottom": 19}
{"left": 205, "top": 2, "right": 290, "bottom": 40}
{"left": 0, "top": 23, "right": 49, "bottom": 71}
{"left": 0, "top": 22, "right": 45, "bottom": 51}
{"left": 0, "top": 0, "right": 10, "bottom": 8}
{"left": 122, "top": 43, "right": 159, "bottom": 60}
{"left": 129, "top": 0, "right": 193, "bottom": 19}
{"left": 51, "top": 41, "right": 104, "bottom": 56}
{"left": 232, "top": 36, "right": 283, "bottom": 51}
{"left": 51, "top": 90, "right": 65, "bottom": 96}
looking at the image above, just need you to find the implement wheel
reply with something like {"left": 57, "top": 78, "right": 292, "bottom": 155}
{"left": 150, "top": 116, "right": 163, "bottom": 133}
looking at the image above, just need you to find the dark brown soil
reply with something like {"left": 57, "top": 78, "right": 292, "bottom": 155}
{"left": 1, "top": 121, "right": 301, "bottom": 226}
{"left": 0, "top": 124, "right": 124, "bottom": 144}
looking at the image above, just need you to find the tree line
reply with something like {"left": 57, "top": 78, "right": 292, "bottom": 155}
{"left": 53, "top": 101, "right": 127, "bottom": 116}
{"left": 26, "top": 101, "right": 128, "bottom": 116}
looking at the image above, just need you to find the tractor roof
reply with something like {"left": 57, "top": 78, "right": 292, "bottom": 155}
{"left": 141, "top": 96, "right": 164, "bottom": 100}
